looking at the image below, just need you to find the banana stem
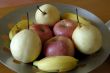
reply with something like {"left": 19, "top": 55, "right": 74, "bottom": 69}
{"left": 15, "top": 25, "right": 21, "bottom": 33}
{"left": 33, "top": 61, "right": 39, "bottom": 66}
{"left": 16, "top": 25, "right": 19, "bottom": 30}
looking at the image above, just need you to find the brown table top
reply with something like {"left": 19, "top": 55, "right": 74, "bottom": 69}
{"left": 0, "top": 0, "right": 110, "bottom": 73}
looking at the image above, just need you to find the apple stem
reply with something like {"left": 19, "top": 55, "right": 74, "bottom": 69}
{"left": 37, "top": 6, "right": 47, "bottom": 15}
{"left": 27, "top": 12, "right": 30, "bottom": 30}
{"left": 76, "top": 8, "right": 81, "bottom": 27}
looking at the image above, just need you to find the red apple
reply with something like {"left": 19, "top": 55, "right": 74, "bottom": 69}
{"left": 43, "top": 36, "right": 75, "bottom": 57}
{"left": 30, "top": 24, "right": 53, "bottom": 43}
{"left": 53, "top": 19, "right": 77, "bottom": 38}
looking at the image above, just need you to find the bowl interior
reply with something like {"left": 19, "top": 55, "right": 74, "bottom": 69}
{"left": 0, "top": 3, "right": 110, "bottom": 73}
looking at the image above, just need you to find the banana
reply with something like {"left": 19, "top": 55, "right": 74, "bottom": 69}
{"left": 61, "top": 13, "right": 91, "bottom": 25}
{"left": 9, "top": 19, "right": 32, "bottom": 40}
{"left": 33, "top": 56, "right": 78, "bottom": 72}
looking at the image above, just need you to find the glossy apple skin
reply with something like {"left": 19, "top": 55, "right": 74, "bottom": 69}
{"left": 43, "top": 36, "right": 75, "bottom": 57}
{"left": 30, "top": 24, "right": 53, "bottom": 43}
{"left": 53, "top": 19, "right": 77, "bottom": 38}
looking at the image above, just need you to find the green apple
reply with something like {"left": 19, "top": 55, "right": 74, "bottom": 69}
{"left": 62, "top": 13, "right": 91, "bottom": 25}
{"left": 10, "top": 29, "right": 42, "bottom": 63}
{"left": 9, "top": 19, "right": 32, "bottom": 40}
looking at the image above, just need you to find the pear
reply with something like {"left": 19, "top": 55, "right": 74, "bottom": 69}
{"left": 72, "top": 24, "right": 102, "bottom": 54}
{"left": 10, "top": 29, "right": 42, "bottom": 63}
{"left": 35, "top": 4, "right": 60, "bottom": 25}
{"left": 9, "top": 19, "right": 32, "bottom": 40}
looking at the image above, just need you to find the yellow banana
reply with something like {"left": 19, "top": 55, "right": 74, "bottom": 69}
{"left": 9, "top": 19, "right": 33, "bottom": 40}
{"left": 33, "top": 56, "right": 78, "bottom": 72}
{"left": 62, "top": 13, "right": 91, "bottom": 25}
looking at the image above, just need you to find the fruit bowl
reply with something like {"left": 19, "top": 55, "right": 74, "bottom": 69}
{"left": 0, "top": 3, "right": 110, "bottom": 73}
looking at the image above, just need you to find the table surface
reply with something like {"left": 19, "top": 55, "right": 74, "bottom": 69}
{"left": 0, "top": 0, "right": 110, "bottom": 73}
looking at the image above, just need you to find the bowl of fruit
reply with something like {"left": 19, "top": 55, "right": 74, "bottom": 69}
{"left": 0, "top": 3, "right": 110, "bottom": 73}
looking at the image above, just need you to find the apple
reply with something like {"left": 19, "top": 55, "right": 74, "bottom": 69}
{"left": 72, "top": 23, "right": 102, "bottom": 54}
{"left": 9, "top": 19, "right": 32, "bottom": 40}
{"left": 53, "top": 19, "right": 77, "bottom": 38}
{"left": 10, "top": 29, "right": 42, "bottom": 63}
{"left": 43, "top": 36, "right": 75, "bottom": 57}
{"left": 30, "top": 24, "right": 53, "bottom": 43}
{"left": 35, "top": 4, "right": 60, "bottom": 26}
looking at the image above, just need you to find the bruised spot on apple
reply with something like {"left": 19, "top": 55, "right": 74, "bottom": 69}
{"left": 53, "top": 19, "right": 77, "bottom": 38}
{"left": 43, "top": 36, "right": 75, "bottom": 57}
{"left": 30, "top": 24, "right": 53, "bottom": 43}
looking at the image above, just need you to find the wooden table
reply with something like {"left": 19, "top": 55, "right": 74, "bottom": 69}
{"left": 0, "top": 0, "right": 110, "bottom": 73}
